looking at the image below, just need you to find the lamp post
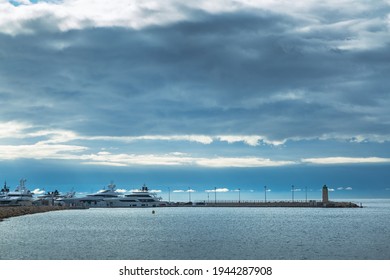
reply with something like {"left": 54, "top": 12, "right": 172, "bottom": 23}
{"left": 238, "top": 188, "right": 241, "bottom": 203}
{"left": 214, "top": 187, "right": 217, "bottom": 204}
{"left": 305, "top": 186, "right": 307, "bottom": 203}
{"left": 292, "top": 185, "right": 295, "bottom": 202}
{"left": 168, "top": 187, "right": 170, "bottom": 203}
{"left": 264, "top": 186, "right": 267, "bottom": 203}
{"left": 188, "top": 187, "right": 191, "bottom": 203}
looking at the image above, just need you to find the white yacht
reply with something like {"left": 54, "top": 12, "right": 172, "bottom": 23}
{"left": 75, "top": 182, "right": 122, "bottom": 207}
{"left": 36, "top": 190, "right": 70, "bottom": 206}
{"left": 0, "top": 179, "right": 35, "bottom": 206}
{"left": 107, "top": 184, "right": 167, "bottom": 207}
{"left": 53, "top": 190, "right": 77, "bottom": 206}
{"left": 0, "top": 181, "right": 9, "bottom": 199}
{"left": 65, "top": 183, "right": 167, "bottom": 208}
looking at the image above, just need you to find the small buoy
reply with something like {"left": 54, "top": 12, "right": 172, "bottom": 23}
{"left": 152, "top": 210, "right": 155, "bottom": 214}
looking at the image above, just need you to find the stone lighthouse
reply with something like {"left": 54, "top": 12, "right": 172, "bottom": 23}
{"left": 322, "top": 185, "right": 329, "bottom": 204}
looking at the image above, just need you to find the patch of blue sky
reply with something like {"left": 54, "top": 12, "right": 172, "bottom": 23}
{"left": 8, "top": 0, "right": 55, "bottom": 6}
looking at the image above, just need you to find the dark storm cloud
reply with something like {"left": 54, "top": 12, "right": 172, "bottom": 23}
{"left": 1, "top": 8, "right": 389, "bottom": 141}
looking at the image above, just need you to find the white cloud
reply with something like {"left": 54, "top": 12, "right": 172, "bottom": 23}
{"left": 0, "top": 121, "right": 33, "bottom": 139}
{"left": 81, "top": 153, "right": 195, "bottom": 166}
{"left": 31, "top": 188, "right": 45, "bottom": 195}
{"left": 302, "top": 157, "right": 390, "bottom": 164}
{"left": 29, "top": 129, "right": 79, "bottom": 144}
{"left": 69, "top": 147, "right": 297, "bottom": 168}
{"left": 81, "top": 161, "right": 128, "bottom": 167}
{"left": 1, "top": 122, "right": 389, "bottom": 149}
{"left": 217, "top": 135, "right": 262, "bottom": 146}
{"left": 196, "top": 157, "right": 295, "bottom": 168}
{"left": 337, "top": 186, "right": 353, "bottom": 191}
{"left": 0, "top": 143, "right": 87, "bottom": 160}
{"left": 87, "top": 134, "right": 290, "bottom": 146}
{"left": 150, "top": 189, "right": 162, "bottom": 193}
{"left": 217, "top": 135, "right": 285, "bottom": 146}
{"left": 0, "top": 0, "right": 190, "bottom": 35}
{"left": 205, "top": 188, "right": 229, "bottom": 193}
{"left": 173, "top": 190, "right": 185, "bottom": 193}
{"left": 1, "top": 0, "right": 387, "bottom": 52}
{"left": 0, "top": 121, "right": 388, "bottom": 168}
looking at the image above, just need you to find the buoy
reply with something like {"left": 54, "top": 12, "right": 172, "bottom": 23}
{"left": 152, "top": 210, "right": 155, "bottom": 214}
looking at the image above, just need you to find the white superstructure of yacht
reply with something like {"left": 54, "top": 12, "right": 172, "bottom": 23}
{"left": 74, "top": 182, "right": 121, "bottom": 207}
{"left": 0, "top": 179, "right": 35, "bottom": 206}
{"left": 107, "top": 184, "right": 167, "bottom": 207}
{"left": 66, "top": 183, "right": 167, "bottom": 208}
{"left": 0, "top": 181, "right": 9, "bottom": 199}
{"left": 53, "top": 190, "right": 77, "bottom": 206}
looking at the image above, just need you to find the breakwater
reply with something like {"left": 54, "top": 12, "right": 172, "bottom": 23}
{"left": 171, "top": 201, "right": 361, "bottom": 208}
{"left": 0, "top": 206, "right": 80, "bottom": 221}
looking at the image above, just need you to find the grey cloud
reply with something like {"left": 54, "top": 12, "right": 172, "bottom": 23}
{"left": 1, "top": 9, "right": 389, "bottom": 141}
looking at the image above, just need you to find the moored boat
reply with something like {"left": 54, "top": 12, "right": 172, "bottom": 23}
{"left": 58, "top": 183, "right": 168, "bottom": 208}
{"left": 107, "top": 184, "right": 168, "bottom": 207}
{"left": 0, "top": 179, "right": 35, "bottom": 206}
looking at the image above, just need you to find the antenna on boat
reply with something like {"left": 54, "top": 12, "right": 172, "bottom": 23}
{"left": 108, "top": 181, "right": 116, "bottom": 191}
{"left": 20, "top": 178, "right": 26, "bottom": 187}
{"left": 291, "top": 185, "right": 295, "bottom": 202}
{"left": 3, "top": 181, "right": 9, "bottom": 193}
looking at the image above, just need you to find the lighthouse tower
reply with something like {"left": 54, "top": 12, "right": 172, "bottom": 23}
{"left": 322, "top": 185, "right": 329, "bottom": 204}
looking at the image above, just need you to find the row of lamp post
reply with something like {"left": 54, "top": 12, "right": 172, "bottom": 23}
{"left": 166, "top": 185, "right": 308, "bottom": 203}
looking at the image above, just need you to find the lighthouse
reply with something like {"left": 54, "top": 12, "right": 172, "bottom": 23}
{"left": 322, "top": 185, "right": 329, "bottom": 204}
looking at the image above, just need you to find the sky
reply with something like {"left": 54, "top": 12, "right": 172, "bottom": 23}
{"left": 0, "top": 0, "right": 389, "bottom": 200}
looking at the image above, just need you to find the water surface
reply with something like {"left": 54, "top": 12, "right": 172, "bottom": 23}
{"left": 0, "top": 199, "right": 389, "bottom": 259}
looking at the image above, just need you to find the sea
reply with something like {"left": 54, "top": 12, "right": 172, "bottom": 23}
{"left": 0, "top": 199, "right": 389, "bottom": 260}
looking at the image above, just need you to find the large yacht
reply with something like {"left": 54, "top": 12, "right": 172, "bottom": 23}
{"left": 0, "top": 179, "right": 35, "bottom": 206}
{"left": 68, "top": 182, "right": 121, "bottom": 207}
{"left": 0, "top": 181, "right": 9, "bottom": 199}
{"left": 63, "top": 183, "right": 167, "bottom": 208}
{"left": 53, "top": 190, "right": 77, "bottom": 206}
{"left": 107, "top": 184, "right": 167, "bottom": 207}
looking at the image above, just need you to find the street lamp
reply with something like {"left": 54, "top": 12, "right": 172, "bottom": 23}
{"left": 292, "top": 185, "right": 295, "bottom": 202}
{"left": 238, "top": 188, "right": 241, "bottom": 203}
{"left": 168, "top": 187, "right": 170, "bottom": 203}
{"left": 305, "top": 186, "right": 307, "bottom": 203}
{"left": 214, "top": 187, "right": 217, "bottom": 204}
{"left": 188, "top": 187, "right": 191, "bottom": 203}
{"left": 264, "top": 186, "right": 267, "bottom": 203}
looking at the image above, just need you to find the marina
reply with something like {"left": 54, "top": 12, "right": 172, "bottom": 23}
{"left": 0, "top": 179, "right": 360, "bottom": 222}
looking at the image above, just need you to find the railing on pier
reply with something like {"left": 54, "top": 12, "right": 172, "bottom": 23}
{"left": 194, "top": 199, "right": 320, "bottom": 204}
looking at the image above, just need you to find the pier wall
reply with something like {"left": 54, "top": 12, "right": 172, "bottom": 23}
{"left": 0, "top": 205, "right": 83, "bottom": 221}
{"left": 183, "top": 200, "right": 359, "bottom": 208}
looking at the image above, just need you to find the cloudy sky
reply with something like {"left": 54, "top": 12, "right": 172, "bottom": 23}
{"left": 1, "top": 0, "right": 389, "bottom": 199}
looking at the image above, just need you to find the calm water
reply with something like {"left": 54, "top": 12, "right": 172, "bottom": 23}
{"left": 0, "top": 199, "right": 389, "bottom": 260}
